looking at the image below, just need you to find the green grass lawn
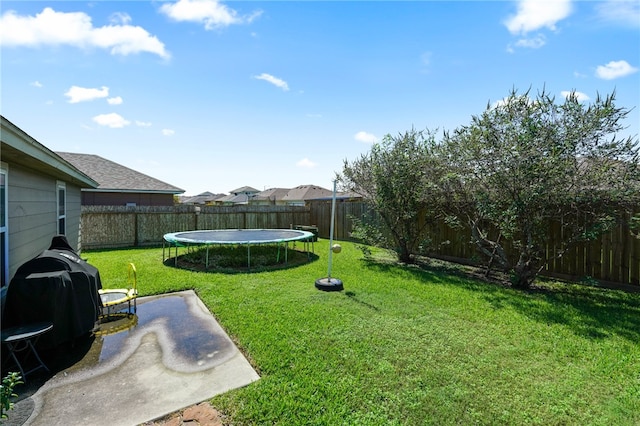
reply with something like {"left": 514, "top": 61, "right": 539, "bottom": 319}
{"left": 86, "top": 240, "right": 640, "bottom": 425}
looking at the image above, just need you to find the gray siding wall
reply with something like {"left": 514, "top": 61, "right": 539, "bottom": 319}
{"left": 7, "top": 163, "right": 82, "bottom": 281}
{"left": 66, "top": 182, "right": 83, "bottom": 251}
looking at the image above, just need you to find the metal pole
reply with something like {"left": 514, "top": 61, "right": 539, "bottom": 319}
{"left": 327, "top": 180, "right": 337, "bottom": 280}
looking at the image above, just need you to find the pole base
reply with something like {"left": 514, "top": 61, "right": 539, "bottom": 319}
{"left": 315, "top": 277, "right": 344, "bottom": 292}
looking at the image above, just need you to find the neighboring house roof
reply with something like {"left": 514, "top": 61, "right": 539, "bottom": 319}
{"left": 182, "top": 192, "right": 226, "bottom": 204}
{"left": 251, "top": 187, "right": 291, "bottom": 202}
{"left": 57, "top": 152, "right": 184, "bottom": 194}
{"left": 217, "top": 193, "right": 250, "bottom": 204}
{"left": 1, "top": 116, "right": 98, "bottom": 188}
{"left": 281, "top": 184, "right": 332, "bottom": 202}
{"left": 309, "top": 191, "right": 364, "bottom": 201}
{"left": 229, "top": 186, "right": 260, "bottom": 195}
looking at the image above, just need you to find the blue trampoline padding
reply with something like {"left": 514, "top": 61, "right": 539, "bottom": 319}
{"left": 163, "top": 229, "right": 314, "bottom": 245}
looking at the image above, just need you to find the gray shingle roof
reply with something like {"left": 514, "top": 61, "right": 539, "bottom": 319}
{"left": 229, "top": 186, "right": 260, "bottom": 194}
{"left": 251, "top": 187, "right": 291, "bottom": 201}
{"left": 309, "top": 190, "right": 364, "bottom": 201}
{"left": 218, "top": 193, "right": 250, "bottom": 203}
{"left": 281, "top": 184, "right": 332, "bottom": 201}
{"left": 57, "top": 152, "right": 184, "bottom": 193}
{"left": 182, "top": 192, "right": 226, "bottom": 204}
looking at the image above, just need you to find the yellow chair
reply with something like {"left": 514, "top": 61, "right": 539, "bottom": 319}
{"left": 99, "top": 263, "right": 138, "bottom": 317}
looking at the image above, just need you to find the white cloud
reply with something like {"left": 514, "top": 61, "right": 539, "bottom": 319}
{"left": 65, "top": 85, "right": 109, "bottom": 103}
{"left": 595, "top": 0, "right": 640, "bottom": 28}
{"left": 0, "top": 7, "right": 170, "bottom": 59}
{"left": 136, "top": 120, "right": 152, "bottom": 127}
{"left": 253, "top": 73, "right": 290, "bottom": 91}
{"left": 109, "top": 12, "right": 132, "bottom": 26}
{"left": 296, "top": 158, "right": 316, "bottom": 168}
{"left": 354, "top": 131, "right": 378, "bottom": 144}
{"left": 90, "top": 25, "right": 169, "bottom": 58}
{"left": 159, "top": 0, "right": 262, "bottom": 30}
{"left": 92, "top": 113, "right": 130, "bottom": 128}
{"left": 561, "top": 91, "right": 590, "bottom": 102}
{"left": 30, "top": 81, "right": 43, "bottom": 88}
{"left": 595, "top": 60, "right": 638, "bottom": 80}
{"left": 107, "top": 96, "right": 123, "bottom": 105}
{"left": 504, "top": 0, "right": 572, "bottom": 35}
{"left": 492, "top": 97, "right": 509, "bottom": 109}
{"left": 162, "top": 129, "right": 175, "bottom": 136}
{"left": 491, "top": 95, "right": 533, "bottom": 109}
{"left": 514, "top": 34, "right": 546, "bottom": 49}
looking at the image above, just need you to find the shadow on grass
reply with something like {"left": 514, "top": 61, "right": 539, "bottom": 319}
{"left": 164, "top": 247, "right": 319, "bottom": 274}
{"left": 504, "top": 285, "right": 640, "bottom": 341}
{"left": 360, "top": 256, "right": 482, "bottom": 288}
{"left": 344, "top": 291, "right": 380, "bottom": 311}
{"left": 360, "top": 256, "right": 640, "bottom": 343}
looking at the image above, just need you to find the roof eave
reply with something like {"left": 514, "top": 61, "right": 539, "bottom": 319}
{"left": 1, "top": 116, "right": 98, "bottom": 188}
{"left": 82, "top": 188, "right": 185, "bottom": 194}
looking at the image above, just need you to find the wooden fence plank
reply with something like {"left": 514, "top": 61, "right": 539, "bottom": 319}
{"left": 80, "top": 201, "right": 639, "bottom": 287}
{"left": 632, "top": 232, "right": 640, "bottom": 286}
{"left": 621, "top": 230, "right": 630, "bottom": 286}
{"left": 307, "top": 201, "right": 639, "bottom": 288}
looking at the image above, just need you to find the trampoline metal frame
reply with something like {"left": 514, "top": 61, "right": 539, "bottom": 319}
{"left": 162, "top": 229, "right": 315, "bottom": 270}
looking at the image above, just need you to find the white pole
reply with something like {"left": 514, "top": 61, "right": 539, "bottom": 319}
{"left": 327, "top": 180, "right": 337, "bottom": 280}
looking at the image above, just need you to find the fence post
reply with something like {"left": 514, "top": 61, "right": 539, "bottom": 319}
{"left": 134, "top": 211, "right": 139, "bottom": 247}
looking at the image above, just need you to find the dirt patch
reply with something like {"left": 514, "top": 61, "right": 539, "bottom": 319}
{"left": 142, "top": 402, "right": 225, "bottom": 426}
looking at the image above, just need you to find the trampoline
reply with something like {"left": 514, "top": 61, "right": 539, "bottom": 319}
{"left": 163, "top": 229, "right": 315, "bottom": 270}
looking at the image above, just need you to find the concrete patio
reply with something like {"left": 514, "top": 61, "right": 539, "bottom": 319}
{"left": 3, "top": 290, "right": 260, "bottom": 426}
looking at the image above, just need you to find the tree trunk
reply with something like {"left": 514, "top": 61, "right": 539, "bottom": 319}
{"left": 512, "top": 254, "right": 539, "bottom": 289}
{"left": 469, "top": 219, "right": 511, "bottom": 270}
{"left": 396, "top": 237, "right": 414, "bottom": 264}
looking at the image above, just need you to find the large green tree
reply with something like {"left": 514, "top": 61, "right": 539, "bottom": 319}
{"left": 443, "top": 89, "right": 640, "bottom": 288}
{"left": 339, "top": 129, "right": 445, "bottom": 264}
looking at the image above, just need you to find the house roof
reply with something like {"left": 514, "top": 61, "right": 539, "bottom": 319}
{"left": 229, "top": 186, "right": 260, "bottom": 194}
{"left": 57, "top": 152, "right": 184, "bottom": 194}
{"left": 251, "top": 187, "right": 291, "bottom": 202}
{"left": 281, "top": 184, "right": 332, "bottom": 201}
{"left": 309, "top": 191, "right": 364, "bottom": 201}
{"left": 182, "top": 192, "right": 226, "bottom": 204}
{"left": 1, "top": 116, "right": 98, "bottom": 188}
{"left": 218, "top": 193, "right": 250, "bottom": 204}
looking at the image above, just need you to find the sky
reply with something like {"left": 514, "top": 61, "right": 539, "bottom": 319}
{"left": 1, "top": 0, "right": 639, "bottom": 196}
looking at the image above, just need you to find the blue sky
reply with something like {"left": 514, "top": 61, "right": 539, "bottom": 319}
{"left": 1, "top": 0, "right": 638, "bottom": 196}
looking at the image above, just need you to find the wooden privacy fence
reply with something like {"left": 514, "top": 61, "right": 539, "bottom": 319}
{"left": 81, "top": 205, "right": 310, "bottom": 250}
{"left": 308, "top": 200, "right": 640, "bottom": 288}
{"left": 80, "top": 201, "right": 639, "bottom": 287}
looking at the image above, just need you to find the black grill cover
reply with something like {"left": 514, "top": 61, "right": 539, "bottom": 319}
{"left": 2, "top": 236, "right": 102, "bottom": 348}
